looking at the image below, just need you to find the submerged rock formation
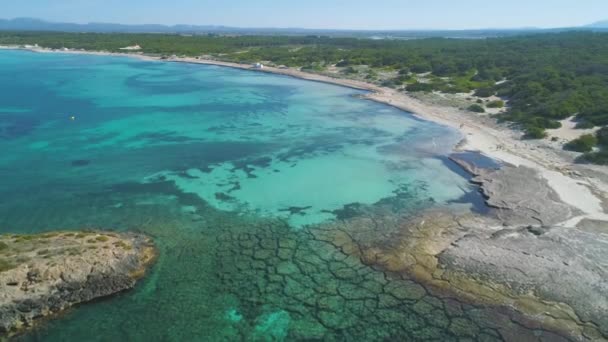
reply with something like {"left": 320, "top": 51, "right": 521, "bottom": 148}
{"left": 0, "top": 231, "right": 156, "bottom": 335}
{"left": 214, "top": 220, "right": 574, "bottom": 341}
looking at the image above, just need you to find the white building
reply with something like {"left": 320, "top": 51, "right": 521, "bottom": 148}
{"left": 253, "top": 63, "right": 264, "bottom": 69}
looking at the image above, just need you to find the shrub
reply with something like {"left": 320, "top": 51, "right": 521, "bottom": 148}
{"left": 474, "top": 87, "right": 495, "bottom": 98}
{"left": 96, "top": 236, "right": 110, "bottom": 242}
{"left": 527, "top": 117, "right": 561, "bottom": 129}
{"left": 341, "top": 66, "right": 358, "bottom": 74}
{"left": 564, "top": 134, "right": 598, "bottom": 152}
{"left": 396, "top": 74, "right": 411, "bottom": 83}
{"left": 410, "top": 63, "right": 431, "bottom": 73}
{"left": 113, "top": 241, "right": 133, "bottom": 250}
{"left": 575, "top": 120, "right": 595, "bottom": 129}
{"left": 580, "top": 150, "right": 608, "bottom": 165}
{"left": 524, "top": 126, "right": 547, "bottom": 139}
{"left": 487, "top": 100, "right": 505, "bottom": 108}
{"left": 0, "top": 242, "right": 8, "bottom": 251}
{"left": 468, "top": 104, "right": 485, "bottom": 113}
{"left": 398, "top": 68, "right": 410, "bottom": 75}
{"left": 444, "top": 84, "right": 471, "bottom": 93}
{"left": 406, "top": 82, "right": 435, "bottom": 92}
{"left": 597, "top": 127, "right": 608, "bottom": 146}
{"left": 381, "top": 80, "right": 397, "bottom": 88}
{"left": 335, "top": 60, "right": 349, "bottom": 67}
{"left": 580, "top": 110, "right": 608, "bottom": 126}
{"left": 0, "top": 258, "right": 14, "bottom": 273}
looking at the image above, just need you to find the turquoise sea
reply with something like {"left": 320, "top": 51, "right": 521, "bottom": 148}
{"left": 0, "top": 50, "right": 565, "bottom": 341}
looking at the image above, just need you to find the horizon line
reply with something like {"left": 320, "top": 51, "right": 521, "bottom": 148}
{"left": 1, "top": 17, "right": 601, "bottom": 33}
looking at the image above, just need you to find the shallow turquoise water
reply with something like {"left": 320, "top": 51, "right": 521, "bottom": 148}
{"left": 0, "top": 51, "right": 567, "bottom": 341}
{"left": 0, "top": 50, "right": 474, "bottom": 226}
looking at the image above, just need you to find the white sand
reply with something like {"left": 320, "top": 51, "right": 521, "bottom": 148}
{"left": 546, "top": 116, "right": 600, "bottom": 143}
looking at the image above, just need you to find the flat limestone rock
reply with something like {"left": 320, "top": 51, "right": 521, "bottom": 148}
{"left": 0, "top": 231, "right": 156, "bottom": 335}
{"left": 439, "top": 225, "right": 608, "bottom": 336}
{"left": 452, "top": 154, "right": 576, "bottom": 226}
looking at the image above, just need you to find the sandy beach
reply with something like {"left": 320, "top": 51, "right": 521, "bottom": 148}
{"left": 2, "top": 45, "right": 607, "bottom": 227}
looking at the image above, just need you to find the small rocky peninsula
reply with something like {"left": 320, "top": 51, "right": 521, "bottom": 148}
{"left": 0, "top": 231, "right": 156, "bottom": 336}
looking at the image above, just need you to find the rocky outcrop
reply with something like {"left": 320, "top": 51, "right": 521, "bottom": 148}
{"left": 439, "top": 225, "right": 608, "bottom": 339}
{"left": 451, "top": 155, "right": 577, "bottom": 226}
{"left": 310, "top": 210, "right": 608, "bottom": 340}
{"left": 0, "top": 231, "right": 156, "bottom": 336}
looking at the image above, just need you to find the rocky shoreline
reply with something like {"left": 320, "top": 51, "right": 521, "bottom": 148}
{"left": 313, "top": 152, "right": 608, "bottom": 340}
{"left": 0, "top": 231, "right": 156, "bottom": 336}
{"left": 444, "top": 154, "right": 608, "bottom": 339}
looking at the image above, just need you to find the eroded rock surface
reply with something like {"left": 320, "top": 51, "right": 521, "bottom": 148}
{"left": 440, "top": 225, "right": 608, "bottom": 338}
{"left": 452, "top": 156, "right": 576, "bottom": 226}
{"left": 307, "top": 208, "right": 608, "bottom": 340}
{"left": 0, "top": 231, "right": 156, "bottom": 335}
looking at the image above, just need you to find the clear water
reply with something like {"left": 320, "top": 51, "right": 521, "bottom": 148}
{"left": 0, "top": 50, "right": 567, "bottom": 341}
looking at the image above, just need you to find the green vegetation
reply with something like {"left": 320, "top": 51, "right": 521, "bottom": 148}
{"left": 37, "top": 248, "right": 51, "bottom": 255}
{"left": 96, "top": 235, "right": 110, "bottom": 242}
{"left": 406, "top": 82, "right": 435, "bottom": 92}
{"left": 113, "top": 240, "right": 133, "bottom": 250}
{"left": 84, "top": 235, "right": 111, "bottom": 243}
{"left": 487, "top": 100, "right": 505, "bottom": 108}
{"left": 575, "top": 121, "right": 595, "bottom": 129}
{"left": 474, "top": 88, "right": 495, "bottom": 98}
{"left": 524, "top": 127, "right": 547, "bottom": 139}
{"left": 565, "top": 134, "right": 598, "bottom": 152}
{"left": 468, "top": 104, "right": 486, "bottom": 113}
{"left": 1, "top": 31, "right": 608, "bottom": 163}
{"left": 0, "top": 258, "right": 15, "bottom": 272}
{"left": 597, "top": 127, "right": 608, "bottom": 146}
{"left": 41, "top": 232, "right": 59, "bottom": 239}
{"left": 341, "top": 66, "right": 358, "bottom": 74}
{"left": 580, "top": 151, "right": 608, "bottom": 165}
{"left": 580, "top": 127, "right": 608, "bottom": 164}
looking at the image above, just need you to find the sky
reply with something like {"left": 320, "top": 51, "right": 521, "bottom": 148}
{"left": 3, "top": 0, "right": 608, "bottom": 30}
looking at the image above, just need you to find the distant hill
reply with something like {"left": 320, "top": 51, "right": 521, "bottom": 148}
{"left": 587, "top": 20, "right": 608, "bottom": 28}
{"left": 0, "top": 18, "right": 233, "bottom": 34}
{"left": 0, "top": 17, "right": 606, "bottom": 38}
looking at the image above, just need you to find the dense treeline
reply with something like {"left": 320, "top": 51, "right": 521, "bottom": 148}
{"left": 1, "top": 31, "right": 608, "bottom": 164}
